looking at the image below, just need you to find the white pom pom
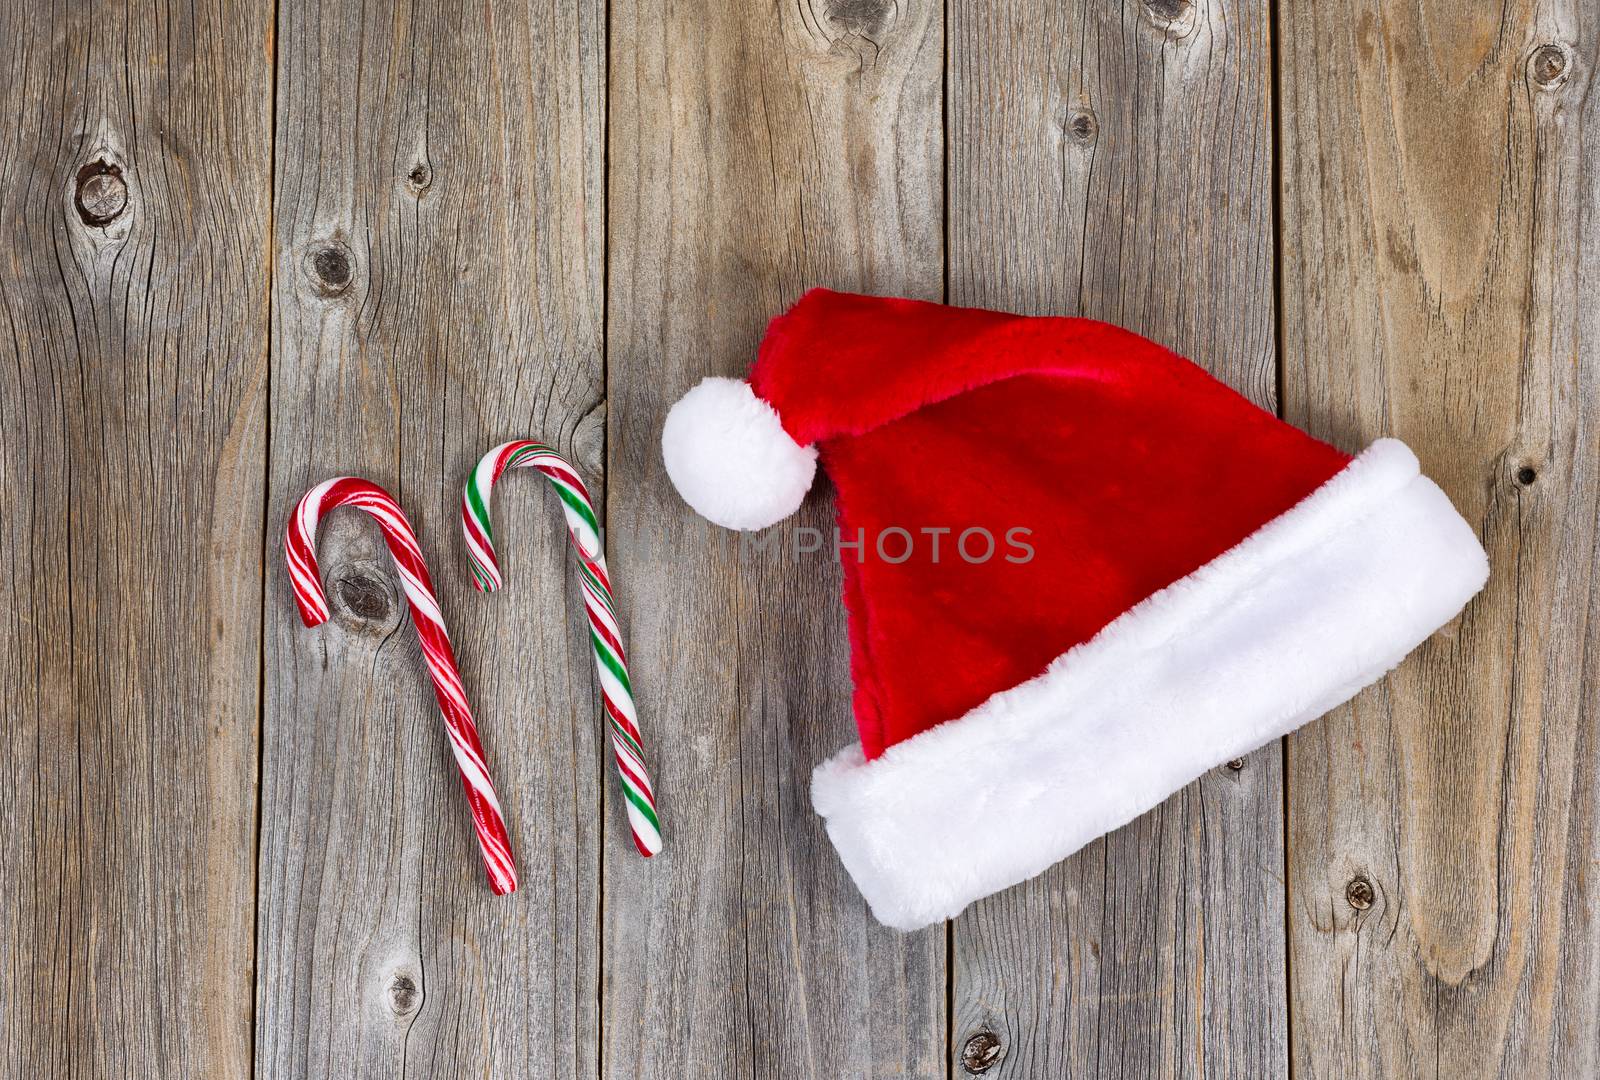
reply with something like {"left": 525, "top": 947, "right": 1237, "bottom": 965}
{"left": 662, "top": 377, "right": 818, "bottom": 531}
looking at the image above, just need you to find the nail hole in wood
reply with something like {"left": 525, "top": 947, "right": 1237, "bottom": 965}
{"left": 75, "top": 161, "right": 127, "bottom": 226}
{"left": 1345, "top": 875, "right": 1374, "bottom": 910}
{"left": 961, "top": 1031, "right": 1003, "bottom": 1074}
{"left": 1516, "top": 466, "right": 1537, "bottom": 486}
{"left": 1530, "top": 44, "right": 1569, "bottom": 89}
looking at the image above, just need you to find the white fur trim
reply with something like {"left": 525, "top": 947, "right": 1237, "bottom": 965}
{"left": 811, "top": 439, "right": 1489, "bottom": 931}
{"left": 661, "top": 377, "right": 818, "bottom": 531}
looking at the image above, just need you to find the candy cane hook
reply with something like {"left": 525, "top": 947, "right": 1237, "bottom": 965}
{"left": 462, "top": 441, "right": 662, "bottom": 857}
{"left": 286, "top": 477, "right": 518, "bottom": 894}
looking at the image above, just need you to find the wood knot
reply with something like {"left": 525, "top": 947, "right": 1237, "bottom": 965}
{"left": 1345, "top": 875, "right": 1374, "bottom": 910}
{"left": 1516, "top": 466, "right": 1538, "bottom": 487}
{"left": 825, "top": 0, "right": 894, "bottom": 40}
{"left": 330, "top": 564, "right": 400, "bottom": 633}
{"left": 815, "top": 0, "right": 896, "bottom": 75}
{"left": 1529, "top": 44, "right": 1569, "bottom": 89}
{"left": 306, "top": 241, "right": 355, "bottom": 297}
{"left": 407, "top": 161, "right": 432, "bottom": 193}
{"left": 1143, "top": 0, "right": 1194, "bottom": 34}
{"left": 339, "top": 574, "right": 391, "bottom": 620}
{"left": 75, "top": 161, "right": 127, "bottom": 226}
{"left": 1064, "top": 108, "right": 1098, "bottom": 145}
{"left": 961, "top": 1031, "right": 1003, "bottom": 1074}
{"left": 385, "top": 971, "right": 422, "bottom": 1018}
{"left": 313, "top": 247, "right": 352, "bottom": 289}
{"left": 1225, "top": 758, "right": 1245, "bottom": 772}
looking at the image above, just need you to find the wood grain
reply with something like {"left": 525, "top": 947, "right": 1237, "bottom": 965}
{"left": 1280, "top": 0, "right": 1600, "bottom": 1076}
{"left": 6, "top": 0, "right": 1599, "bottom": 1074}
{"left": 256, "top": 1, "right": 606, "bottom": 1077}
{"left": 0, "top": 2, "right": 270, "bottom": 1077}
{"left": 947, "top": 0, "right": 1288, "bottom": 1075}
{"left": 602, "top": 0, "right": 947, "bottom": 1076}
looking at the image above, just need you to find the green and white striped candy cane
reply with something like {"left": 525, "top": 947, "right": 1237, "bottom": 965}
{"left": 463, "top": 440, "right": 661, "bottom": 856}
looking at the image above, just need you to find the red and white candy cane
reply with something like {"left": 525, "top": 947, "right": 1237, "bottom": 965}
{"left": 286, "top": 477, "right": 518, "bottom": 894}
{"left": 462, "top": 441, "right": 662, "bottom": 857}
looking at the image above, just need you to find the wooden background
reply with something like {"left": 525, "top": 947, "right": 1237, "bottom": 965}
{"left": 1, "top": 0, "right": 1595, "bottom": 1076}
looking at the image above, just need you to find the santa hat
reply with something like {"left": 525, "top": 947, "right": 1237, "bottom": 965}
{"left": 662, "top": 289, "right": 1488, "bottom": 931}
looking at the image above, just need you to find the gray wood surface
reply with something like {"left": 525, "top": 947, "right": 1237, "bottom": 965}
{"left": 948, "top": 1, "right": 1288, "bottom": 1076}
{"left": 1279, "top": 2, "right": 1600, "bottom": 1077}
{"left": 602, "top": 1, "right": 947, "bottom": 1076}
{"left": 256, "top": 1, "right": 605, "bottom": 1077}
{"left": 2, "top": 1, "right": 1595, "bottom": 1077}
{"left": 0, "top": 1, "right": 271, "bottom": 1076}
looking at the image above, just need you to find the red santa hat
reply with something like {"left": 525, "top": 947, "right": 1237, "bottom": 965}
{"left": 661, "top": 289, "right": 1488, "bottom": 931}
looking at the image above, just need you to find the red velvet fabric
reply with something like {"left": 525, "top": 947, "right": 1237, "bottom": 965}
{"left": 748, "top": 290, "right": 1351, "bottom": 760}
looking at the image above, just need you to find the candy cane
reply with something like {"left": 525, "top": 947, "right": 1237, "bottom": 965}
{"left": 286, "top": 477, "right": 518, "bottom": 895}
{"left": 462, "top": 441, "right": 662, "bottom": 857}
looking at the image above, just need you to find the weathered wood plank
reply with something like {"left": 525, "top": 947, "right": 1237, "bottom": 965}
{"left": 1281, "top": 2, "right": 1600, "bottom": 1076}
{"left": 603, "top": 1, "right": 946, "bottom": 1076}
{"left": 947, "top": 0, "right": 1287, "bottom": 1075}
{"left": 257, "top": 1, "right": 605, "bottom": 1076}
{"left": 0, "top": 2, "right": 270, "bottom": 1077}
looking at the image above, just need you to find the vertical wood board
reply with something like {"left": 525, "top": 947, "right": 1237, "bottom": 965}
{"left": 257, "top": 1, "right": 606, "bottom": 1076}
{"left": 0, "top": 2, "right": 272, "bottom": 1077}
{"left": 1280, "top": 1, "right": 1599, "bottom": 1076}
{"left": 948, "top": 0, "right": 1288, "bottom": 1076}
{"left": 604, "top": 1, "right": 948, "bottom": 1077}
